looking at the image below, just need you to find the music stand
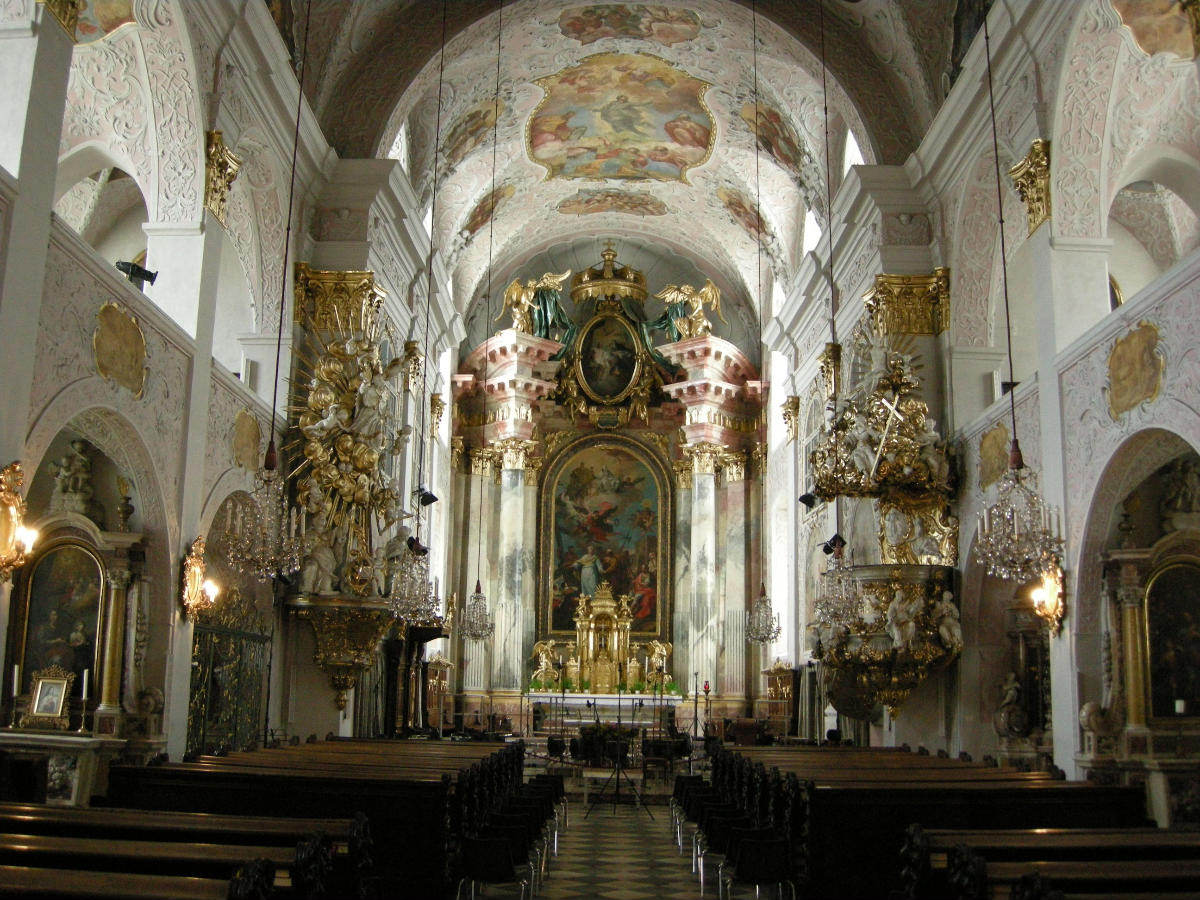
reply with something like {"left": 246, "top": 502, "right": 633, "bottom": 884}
{"left": 585, "top": 685, "right": 654, "bottom": 820}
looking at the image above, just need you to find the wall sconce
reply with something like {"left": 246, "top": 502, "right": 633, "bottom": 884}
{"left": 181, "top": 536, "right": 219, "bottom": 621}
{"left": 0, "top": 461, "right": 37, "bottom": 584}
{"left": 1030, "top": 563, "right": 1065, "bottom": 636}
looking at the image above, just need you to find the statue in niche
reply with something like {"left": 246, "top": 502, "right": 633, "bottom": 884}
{"left": 994, "top": 671, "right": 1030, "bottom": 738}
{"left": 1161, "top": 457, "right": 1200, "bottom": 532}
{"left": 50, "top": 439, "right": 105, "bottom": 527}
{"left": 933, "top": 591, "right": 962, "bottom": 651}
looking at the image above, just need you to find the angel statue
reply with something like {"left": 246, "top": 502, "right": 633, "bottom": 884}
{"left": 531, "top": 639, "right": 559, "bottom": 685}
{"left": 497, "top": 271, "right": 574, "bottom": 340}
{"left": 648, "top": 279, "right": 726, "bottom": 343}
{"left": 645, "top": 639, "right": 673, "bottom": 685}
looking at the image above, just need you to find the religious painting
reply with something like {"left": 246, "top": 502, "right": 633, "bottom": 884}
{"left": 717, "top": 185, "right": 770, "bottom": 242}
{"left": 528, "top": 52, "right": 714, "bottom": 183}
{"left": 16, "top": 541, "right": 104, "bottom": 698}
{"left": 459, "top": 182, "right": 515, "bottom": 240}
{"left": 1106, "top": 320, "right": 1163, "bottom": 420}
{"left": 557, "top": 188, "right": 668, "bottom": 216}
{"left": 541, "top": 436, "right": 672, "bottom": 638}
{"left": 76, "top": 1, "right": 135, "bottom": 43}
{"left": 558, "top": 5, "right": 703, "bottom": 46}
{"left": 577, "top": 314, "right": 640, "bottom": 402}
{"left": 1145, "top": 562, "right": 1200, "bottom": 720}
{"left": 444, "top": 98, "right": 504, "bottom": 172}
{"left": 740, "top": 101, "right": 811, "bottom": 188}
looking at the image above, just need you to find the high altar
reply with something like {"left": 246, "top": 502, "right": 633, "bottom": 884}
{"left": 450, "top": 247, "right": 765, "bottom": 720}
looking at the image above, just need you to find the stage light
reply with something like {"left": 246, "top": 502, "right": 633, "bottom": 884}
{"left": 414, "top": 486, "right": 438, "bottom": 507}
{"left": 799, "top": 492, "right": 817, "bottom": 509}
{"left": 406, "top": 535, "right": 429, "bottom": 556}
{"left": 821, "top": 533, "right": 847, "bottom": 555}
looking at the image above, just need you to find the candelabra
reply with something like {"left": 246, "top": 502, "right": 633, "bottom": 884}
{"left": 460, "top": 580, "right": 495, "bottom": 641}
{"left": 974, "top": 457, "right": 1063, "bottom": 584}
{"left": 746, "top": 584, "right": 781, "bottom": 644}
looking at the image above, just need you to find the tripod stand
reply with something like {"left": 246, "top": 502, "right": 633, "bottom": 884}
{"left": 584, "top": 688, "right": 654, "bottom": 820}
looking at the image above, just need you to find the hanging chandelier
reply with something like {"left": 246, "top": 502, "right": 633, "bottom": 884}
{"left": 746, "top": 584, "right": 781, "bottom": 644}
{"left": 460, "top": 579, "right": 495, "bottom": 641}
{"left": 387, "top": 539, "right": 442, "bottom": 625}
{"left": 971, "top": 14, "right": 1064, "bottom": 587}
{"left": 813, "top": 540, "right": 858, "bottom": 636}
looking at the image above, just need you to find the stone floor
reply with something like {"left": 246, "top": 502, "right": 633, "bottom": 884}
{"left": 458, "top": 766, "right": 791, "bottom": 900}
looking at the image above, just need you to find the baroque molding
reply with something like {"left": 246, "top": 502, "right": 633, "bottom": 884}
{"left": 294, "top": 262, "right": 383, "bottom": 333}
{"left": 203, "top": 131, "right": 241, "bottom": 227}
{"left": 1009, "top": 139, "right": 1051, "bottom": 236}
{"left": 782, "top": 395, "right": 801, "bottom": 443}
{"left": 818, "top": 342, "right": 842, "bottom": 401}
{"left": 864, "top": 268, "right": 950, "bottom": 336}
{"left": 685, "top": 441, "right": 725, "bottom": 476}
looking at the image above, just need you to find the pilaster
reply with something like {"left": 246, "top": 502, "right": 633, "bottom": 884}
{"left": 686, "top": 442, "right": 721, "bottom": 695}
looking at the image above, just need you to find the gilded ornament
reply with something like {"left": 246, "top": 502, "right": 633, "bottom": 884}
{"left": 470, "top": 448, "right": 498, "bottom": 478}
{"left": 293, "top": 262, "right": 382, "bottom": 333}
{"left": 430, "top": 393, "right": 445, "bottom": 432}
{"left": 204, "top": 131, "right": 242, "bottom": 226}
{"left": 497, "top": 271, "right": 573, "bottom": 336}
{"left": 544, "top": 430, "right": 580, "bottom": 457}
{"left": 401, "top": 341, "right": 424, "bottom": 394}
{"left": 751, "top": 443, "right": 767, "bottom": 479}
{"left": 180, "top": 536, "right": 217, "bottom": 622}
{"left": 0, "top": 462, "right": 35, "bottom": 584}
{"left": 673, "top": 458, "right": 693, "bottom": 490}
{"left": 876, "top": 497, "right": 959, "bottom": 566}
{"left": 781, "top": 395, "right": 801, "bottom": 443}
{"left": 1105, "top": 320, "right": 1163, "bottom": 420}
{"left": 524, "top": 455, "right": 543, "bottom": 486}
{"left": 296, "top": 604, "right": 394, "bottom": 709}
{"left": 978, "top": 423, "right": 1010, "bottom": 490}
{"left": 38, "top": 0, "right": 78, "bottom": 40}
{"left": 93, "top": 302, "right": 148, "bottom": 399}
{"left": 640, "top": 431, "right": 671, "bottom": 459}
{"left": 20, "top": 665, "right": 76, "bottom": 731}
{"left": 685, "top": 442, "right": 724, "bottom": 475}
{"left": 648, "top": 280, "right": 726, "bottom": 342}
{"left": 231, "top": 409, "right": 262, "bottom": 470}
{"left": 494, "top": 438, "right": 537, "bottom": 471}
{"left": 720, "top": 450, "right": 747, "bottom": 483}
{"left": 1008, "top": 139, "right": 1051, "bottom": 236}
{"left": 450, "top": 436, "right": 465, "bottom": 472}
{"left": 569, "top": 244, "right": 647, "bottom": 305}
{"left": 864, "top": 268, "right": 950, "bottom": 336}
{"left": 818, "top": 343, "right": 842, "bottom": 402}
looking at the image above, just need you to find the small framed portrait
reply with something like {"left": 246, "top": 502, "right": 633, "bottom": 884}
{"left": 20, "top": 665, "right": 75, "bottom": 730}
{"left": 576, "top": 314, "right": 640, "bottom": 404}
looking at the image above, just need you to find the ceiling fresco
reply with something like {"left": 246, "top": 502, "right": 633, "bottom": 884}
{"left": 277, "top": 1, "right": 956, "bottom": 349}
{"left": 528, "top": 52, "right": 715, "bottom": 182}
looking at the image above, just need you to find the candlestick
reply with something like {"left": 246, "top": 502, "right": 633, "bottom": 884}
{"left": 1176, "top": 699, "right": 1186, "bottom": 716}
{"left": 11, "top": 665, "right": 17, "bottom": 698}
{"left": 81, "top": 669, "right": 89, "bottom": 702}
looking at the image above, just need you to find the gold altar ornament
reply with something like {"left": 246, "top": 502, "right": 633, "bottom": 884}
{"left": 0, "top": 462, "right": 37, "bottom": 584}
{"left": 295, "top": 603, "right": 395, "bottom": 709}
{"left": 652, "top": 280, "right": 726, "bottom": 341}
{"left": 1105, "top": 320, "right": 1163, "bottom": 420}
{"left": 204, "top": 131, "right": 242, "bottom": 226}
{"left": 498, "top": 271, "right": 573, "bottom": 334}
{"left": 93, "top": 302, "right": 148, "bottom": 399}
{"left": 180, "top": 536, "right": 219, "bottom": 622}
{"left": 1009, "top": 139, "right": 1051, "bottom": 236}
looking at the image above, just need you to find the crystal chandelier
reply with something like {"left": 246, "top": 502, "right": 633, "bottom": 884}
{"left": 974, "top": 446, "right": 1063, "bottom": 583}
{"left": 746, "top": 584, "right": 781, "bottom": 644}
{"left": 225, "top": 475, "right": 305, "bottom": 582}
{"left": 971, "top": 15, "right": 1064, "bottom": 587}
{"left": 460, "top": 579, "right": 495, "bottom": 641}
{"left": 813, "top": 542, "right": 860, "bottom": 638}
{"left": 387, "top": 539, "right": 442, "bottom": 625}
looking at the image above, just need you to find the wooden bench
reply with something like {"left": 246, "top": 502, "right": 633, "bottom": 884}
{"left": 718, "top": 747, "right": 1148, "bottom": 900}
{"left": 0, "top": 864, "right": 238, "bottom": 899}
{"left": 902, "top": 825, "right": 1200, "bottom": 900}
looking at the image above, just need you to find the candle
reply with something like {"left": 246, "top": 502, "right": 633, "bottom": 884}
{"left": 11, "top": 665, "right": 18, "bottom": 698}
{"left": 1176, "top": 699, "right": 1186, "bottom": 716}
{"left": 81, "top": 670, "right": 89, "bottom": 702}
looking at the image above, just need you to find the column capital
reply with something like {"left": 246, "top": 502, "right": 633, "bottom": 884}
{"left": 719, "top": 450, "right": 747, "bottom": 483}
{"left": 672, "top": 459, "right": 693, "bottom": 490}
{"left": 863, "top": 268, "right": 950, "bottom": 336}
{"left": 469, "top": 447, "right": 498, "bottom": 479}
{"left": 1009, "top": 139, "right": 1051, "bottom": 236}
{"left": 492, "top": 437, "right": 538, "bottom": 471}
{"left": 684, "top": 441, "right": 725, "bottom": 475}
{"left": 204, "top": 131, "right": 241, "bottom": 227}
{"left": 781, "top": 395, "right": 801, "bottom": 443}
{"left": 450, "top": 436, "right": 465, "bottom": 472}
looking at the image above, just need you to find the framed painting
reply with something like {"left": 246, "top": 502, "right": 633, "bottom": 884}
{"left": 576, "top": 314, "right": 640, "bottom": 404}
{"left": 539, "top": 435, "right": 672, "bottom": 640}
{"left": 15, "top": 539, "right": 105, "bottom": 700}
{"left": 20, "top": 665, "right": 75, "bottom": 730}
{"left": 1144, "top": 561, "right": 1200, "bottom": 721}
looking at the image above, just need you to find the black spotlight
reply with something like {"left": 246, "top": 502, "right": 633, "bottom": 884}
{"left": 821, "top": 533, "right": 847, "bottom": 555}
{"left": 799, "top": 492, "right": 817, "bottom": 509}
{"left": 415, "top": 486, "right": 438, "bottom": 507}
{"left": 115, "top": 260, "right": 158, "bottom": 290}
{"left": 406, "top": 535, "right": 429, "bottom": 556}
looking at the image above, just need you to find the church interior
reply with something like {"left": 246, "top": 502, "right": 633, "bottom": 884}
{"left": 1, "top": 0, "right": 1199, "bottom": 897}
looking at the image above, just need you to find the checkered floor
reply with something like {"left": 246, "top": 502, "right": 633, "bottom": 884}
{"left": 458, "top": 778, "right": 788, "bottom": 900}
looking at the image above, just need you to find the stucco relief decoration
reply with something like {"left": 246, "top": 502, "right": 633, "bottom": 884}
{"left": 556, "top": 189, "right": 668, "bottom": 216}
{"left": 231, "top": 409, "right": 262, "bottom": 471}
{"left": 92, "top": 302, "right": 148, "bottom": 399}
{"left": 558, "top": 5, "right": 703, "bottom": 46}
{"left": 527, "top": 52, "right": 715, "bottom": 183}
{"left": 1104, "top": 320, "right": 1164, "bottom": 420}
{"left": 978, "top": 422, "right": 1010, "bottom": 490}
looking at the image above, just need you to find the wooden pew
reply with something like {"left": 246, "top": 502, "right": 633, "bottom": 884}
{"left": 0, "top": 865, "right": 237, "bottom": 899}
{"left": 901, "top": 825, "right": 1200, "bottom": 900}
{"left": 718, "top": 747, "right": 1148, "bottom": 900}
{"left": 103, "top": 740, "right": 523, "bottom": 899}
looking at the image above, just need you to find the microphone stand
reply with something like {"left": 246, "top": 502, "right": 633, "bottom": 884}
{"left": 586, "top": 682, "right": 653, "bottom": 820}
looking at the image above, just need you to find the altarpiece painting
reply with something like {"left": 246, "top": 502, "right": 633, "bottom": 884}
{"left": 540, "top": 436, "right": 671, "bottom": 641}
{"left": 1145, "top": 561, "right": 1200, "bottom": 720}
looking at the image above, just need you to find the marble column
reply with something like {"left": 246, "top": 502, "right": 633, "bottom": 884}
{"left": 491, "top": 439, "right": 536, "bottom": 692}
{"left": 688, "top": 443, "right": 722, "bottom": 695}
{"left": 672, "top": 461, "right": 692, "bottom": 686}
{"left": 94, "top": 568, "right": 132, "bottom": 736}
{"left": 460, "top": 449, "right": 497, "bottom": 693}
{"left": 720, "top": 452, "right": 748, "bottom": 698}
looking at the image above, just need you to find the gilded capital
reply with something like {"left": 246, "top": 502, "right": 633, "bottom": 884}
{"left": 818, "top": 342, "right": 842, "bottom": 401}
{"left": 685, "top": 441, "right": 724, "bottom": 476}
{"left": 294, "top": 262, "right": 383, "bottom": 334}
{"left": 720, "top": 450, "right": 747, "bottom": 483}
{"left": 864, "top": 269, "right": 950, "bottom": 336}
{"left": 470, "top": 448, "right": 498, "bottom": 478}
{"left": 781, "top": 395, "right": 801, "bottom": 443}
{"left": 1009, "top": 139, "right": 1051, "bottom": 236}
{"left": 752, "top": 443, "right": 767, "bottom": 480}
{"left": 204, "top": 131, "right": 242, "bottom": 226}
{"left": 430, "top": 393, "right": 445, "bottom": 432}
{"left": 450, "top": 436, "right": 465, "bottom": 472}
{"left": 494, "top": 437, "right": 537, "bottom": 471}
{"left": 38, "top": 0, "right": 78, "bottom": 40}
{"left": 524, "top": 455, "right": 544, "bottom": 486}
{"left": 401, "top": 340, "right": 424, "bottom": 394}
{"left": 673, "top": 458, "right": 693, "bottom": 490}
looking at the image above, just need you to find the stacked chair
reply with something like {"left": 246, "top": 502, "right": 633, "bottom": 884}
{"left": 671, "top": 749, "right": 811, "bottom": 898}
